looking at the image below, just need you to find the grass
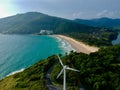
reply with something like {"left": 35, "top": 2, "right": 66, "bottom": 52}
{"left": 0, "top": 55, "right": 57, "bottom": 90}
{"left": 0, "top": 76, "right": 17, "bottom": 90}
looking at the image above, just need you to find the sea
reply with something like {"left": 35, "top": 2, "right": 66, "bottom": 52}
{"left": 0, "top": 34, "right": 74, "bottom": 80}
{"left": 112, "top": 33, "right": 120, "bottom": 45}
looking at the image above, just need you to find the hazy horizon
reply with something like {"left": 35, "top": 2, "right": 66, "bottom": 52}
{"left": 0, "top": 0, "right": 120, "bottom": 19}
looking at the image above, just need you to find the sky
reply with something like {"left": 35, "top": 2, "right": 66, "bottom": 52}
{"left": 0, "top": 0, "right": 120, "bottom": 19}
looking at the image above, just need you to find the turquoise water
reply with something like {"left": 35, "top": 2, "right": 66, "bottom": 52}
{"left": 0, "top": 34, "right": 74, "bottom": 80}
{"left": 112, "top": 33, "right": 120, "bottom": 45}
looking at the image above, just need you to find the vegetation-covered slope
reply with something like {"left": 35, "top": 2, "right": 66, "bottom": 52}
{"left": 0, "top": 12, "right": 119, "bottom": 46}
{"left": 74, "top": 17, "right": 120, "bottom": 29}
{"left": 0, "top": 12, "right": 96, "bottom": 34}
{"left": 0, "top": 56, "right": 57, "bottom": 90}
{"left": 66, "top": 29, "right": 118, "bottom": 46}
{"left": 51, "top": 45, "right": 120, "bottom": 90}
{"left": 0, "top": 45, "right": 120, "bottom": 90}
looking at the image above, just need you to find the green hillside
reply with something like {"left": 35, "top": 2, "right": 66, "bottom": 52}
{"left": 0, "top": 56, "right": 57, "bottom": 90}
{"left": 0, "top": 45, "right": 120, "bottom": 90}
{"left": 51, "top": 45, "right": 120, "bottom": 90}
{"left": 0, "top": 12, "right": 119, "bottom": 46}
{"left": 66, "top": 30, "right": 118, "bottom": 46}
{"left": 0, "top": 12, "right": 96, "bottom": 34}
{"left": 74, "top": 17, "right": 120, "bottom": 29}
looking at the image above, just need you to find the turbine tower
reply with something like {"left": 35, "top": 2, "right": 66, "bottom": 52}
{"left": 56, "top": 55, "right": 79, "bottom": 90}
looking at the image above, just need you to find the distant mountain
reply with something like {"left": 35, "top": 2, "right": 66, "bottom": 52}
{"left": 0, "top": 12, "right": 96, "bottom": 34}
{"left": 0, "top": 12, "right": 119, "bottom": 46}
{"left": 74, "top": 17, "right": 120, "bottom": 29}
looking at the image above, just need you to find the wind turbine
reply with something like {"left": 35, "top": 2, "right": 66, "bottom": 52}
{"left": 56, "top": 55, "right": 79, "bottom": 90}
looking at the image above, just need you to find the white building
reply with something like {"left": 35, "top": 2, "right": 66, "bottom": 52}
{"left": 39, "top": 30, "right": 53, "bottom": 35}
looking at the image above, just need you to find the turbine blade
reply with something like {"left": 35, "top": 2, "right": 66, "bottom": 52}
{"left": 56, "top": 68, "right": 64, "bottom": 79}
{"left": 57, "top": 55, "right": 64, "bottom": 66}
{"left": 66, "top": 67, "right": 79, "bottom": 72}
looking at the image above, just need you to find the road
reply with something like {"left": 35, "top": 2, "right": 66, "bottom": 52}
{"left": 46, "top": 65, "right": 62, "bottom": 90}
{"left": 46, "top": 65, "right": 85, "bottom": 90}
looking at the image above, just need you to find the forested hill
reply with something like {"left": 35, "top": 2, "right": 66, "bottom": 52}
{"left": 74, "top": 17, "right": 120, "bottom": 29}
{"left": 0, "top": 12, "right": 118, "bottom": 46}
{"left": 0, "top": 45, "right": 120, "bottom": 90}
{"left": 0, "top": 12, "right": 96, "bottom": 34}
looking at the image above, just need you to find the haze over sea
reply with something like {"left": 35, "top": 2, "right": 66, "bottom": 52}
{"left": 0, "top": 34, "right": 74, "bottom": 80}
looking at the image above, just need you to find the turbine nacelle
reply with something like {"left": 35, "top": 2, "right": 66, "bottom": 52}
{"left": 56, "top": 55, "right": 79, "bottom": 90}
{"left": 56, "top": 65, "right": 79, "bottom": 79}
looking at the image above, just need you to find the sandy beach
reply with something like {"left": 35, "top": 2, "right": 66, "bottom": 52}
{"left": 54, "top": 35, "right": 99, "bottom": 54}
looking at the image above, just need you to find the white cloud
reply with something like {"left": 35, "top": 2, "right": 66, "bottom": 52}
{"left": 97, "top": 10, "right": 114, "bottom": 17}
{"left": 72, "top": 12, "right": 83, "bottom": 18}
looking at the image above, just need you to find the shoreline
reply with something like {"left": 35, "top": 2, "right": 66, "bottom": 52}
{"left": 53, "top": 35, "right": 99, "bottom": 54}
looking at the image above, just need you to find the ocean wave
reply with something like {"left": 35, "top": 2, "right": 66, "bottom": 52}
{"left": 56, "top": 37, "right": 76, "bottom": 53}
{"left": 6, "top": 68, "right": 25, "bottom": 77}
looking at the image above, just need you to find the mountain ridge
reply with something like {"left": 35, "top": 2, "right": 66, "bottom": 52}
{"left": 74, "top": 17, "right": 120, "bottom": 29}
{"left": 0, "top": 12, "right": 96, "bottom": 34}
{"left": 0, "top": 12, "right": 119, "bottom": 46}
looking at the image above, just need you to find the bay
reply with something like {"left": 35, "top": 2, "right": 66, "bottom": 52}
{"left": 0, "top": 34, "right": 73, "bottom": 79}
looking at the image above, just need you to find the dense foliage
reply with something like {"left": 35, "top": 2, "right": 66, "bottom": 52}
{"left": 0, "top": 45, "right": 120, "bottom": 90}
{"left": 0, "top": 56, "right": 57, "bottom": 90}
{"left": 74, "top": 17, "right": 120, "bottom": 29}
{"left": 0, "top": 12, "right": 120, "bottom": 90}
{"left": 51, "top": 45, "right": 120, "bottom": 90}
{"left": 66, "top": 29, "right": 118, "bottom": 46}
